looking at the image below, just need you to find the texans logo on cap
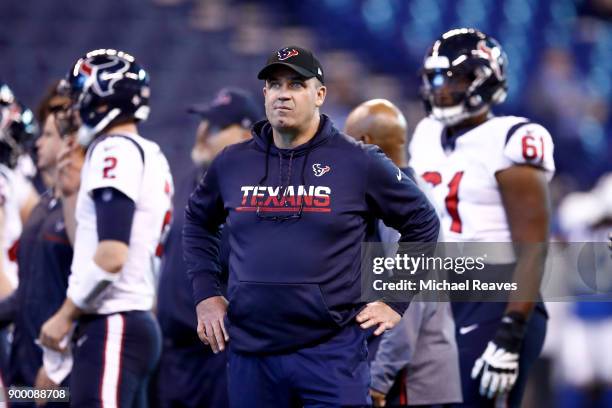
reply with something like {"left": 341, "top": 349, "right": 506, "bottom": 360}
{"left": 212, "top": 91, "right": 232, "bottom": 107}
{"left": 278, "top": 48, "right": 299, "bottom": 61}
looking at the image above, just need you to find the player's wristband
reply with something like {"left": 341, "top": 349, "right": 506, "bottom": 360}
{"left": 67, "top": 259, "right": 120, "bottom": 309}
{"left": 492, "top": 311, "right": 527, "bottom": 353}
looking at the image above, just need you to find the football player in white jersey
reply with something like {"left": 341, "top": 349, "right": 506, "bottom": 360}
{"left": 0, "top": 83, "right": 39, "bottom": 295}
{"left": 409, "top": 28, "right": 554, "bottom": 407}
{"left": 39, "top": 49, "right": 173, "bottom": 407}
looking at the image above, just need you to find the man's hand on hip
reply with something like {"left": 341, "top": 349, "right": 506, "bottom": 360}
{"left": 356, "top": 301, "right": 401, "bottom": 335}
{"left": 195, "top": 296, "right": 229, "bottom": 353}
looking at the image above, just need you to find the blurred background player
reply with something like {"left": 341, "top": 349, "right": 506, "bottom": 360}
{"left": 0, "top": 82, "right": 39, "bottom": 295}
{"left": 39, "top": 49, "right": 173, "bottom": 408}
{"left": 155, "top": 87, "right": 261, "bottom": 408}
{"left": 0, "top": 82, "right": 39, "bottom": 396}
{"left": 0, "top": 82, "right": 83, "bottom": 406}
{"left": 554, "top": 174, "right": 612, "bottom": 408}
{"left": 409, "top": 28, "right": 554, "bottom": 407}
{"left": 345, "top": 99, "right": 462, "bottom": 407}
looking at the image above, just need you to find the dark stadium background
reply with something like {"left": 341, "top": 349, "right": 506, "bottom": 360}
{"left": 1, "top": 0, "right": 611, "bottom": 407}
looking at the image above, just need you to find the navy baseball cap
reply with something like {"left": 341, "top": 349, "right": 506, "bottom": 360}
{"left": 257, "top": 46, "right": 325, "bottom": 84}
{"left": 188, "top": 88, "right": 262, "bottom": 130}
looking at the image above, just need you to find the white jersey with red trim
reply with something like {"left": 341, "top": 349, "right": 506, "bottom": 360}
{"left": 0, "top": 163, "right": 33, "bottom": 288}
{"left": 409, "top": 116, "right": 554, "bottom": 261}
{"left": 69, "top": 132, "right": 173, "bottom": 314}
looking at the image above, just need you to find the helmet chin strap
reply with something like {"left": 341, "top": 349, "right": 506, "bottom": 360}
{"left": 77, "top": 108, "right": 121, "bottom": 147}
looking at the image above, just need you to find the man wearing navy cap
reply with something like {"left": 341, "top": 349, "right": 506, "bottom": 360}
{"left": 188, "top": 88, "right": 262, "bottom": 166}
{"left": 155, "top": 87, "right": 261, "bottom": 408}
{"left": 184, "top": 46, "right": 440, "bottom": 407}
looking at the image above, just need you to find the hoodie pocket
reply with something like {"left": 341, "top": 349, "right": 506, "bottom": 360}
{"left": 227, "top": 281, "right": 341, "bottom": 353}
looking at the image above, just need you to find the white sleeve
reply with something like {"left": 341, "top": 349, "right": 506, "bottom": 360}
{"left": 84, "top": 136, "right": 145, "bottom": 202}
{"left": 0, "top": 175, "right": 7, "bottom": 208}
{"left": 13, "top": 172, "right": 35, "bottom": 208}
{"left": 491, "top": 122, "right": 555, "bottom": 180}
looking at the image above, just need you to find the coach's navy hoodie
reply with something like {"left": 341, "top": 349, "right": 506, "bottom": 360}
{"left": 183, "top": 115, "right": 439, "bottom": 354}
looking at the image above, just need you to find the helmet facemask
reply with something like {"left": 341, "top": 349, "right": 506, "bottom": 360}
{"left": 422, "top": 62, "right": 505, "bottom": 126}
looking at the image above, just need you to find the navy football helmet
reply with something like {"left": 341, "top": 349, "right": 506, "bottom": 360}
{"left": 59, "top": 49, "right": 150, "bottom": 146}
{"left": 421, "top": 28, "right": 508, "bottom": 126}
{"left": 0, "top": 83, "right": 37, "bottom": 168}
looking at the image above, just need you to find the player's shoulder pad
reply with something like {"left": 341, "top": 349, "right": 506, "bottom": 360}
{"left": 88, "top": 134, "right": 145, "bottom": 163}
{"left": 412, "top": 116, "right": 440, "bottom": 138}
{"left": 410, "top": 116, "right": 442, "bottom": 149}
{"left": 501, "top": 118, "right": 554, "bottom": 169}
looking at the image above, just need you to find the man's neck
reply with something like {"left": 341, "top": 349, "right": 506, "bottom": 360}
{"left": 388, "top": 150, "right": 407, "bottom": 168}
{"left": 42, "top": 168, "right": 58, "bottom": 192}
{"left": 272, "top": 114, "right": 321, "bottom": 149}
{"left": 105, "top": 122, "right": 138, "bottom": 135}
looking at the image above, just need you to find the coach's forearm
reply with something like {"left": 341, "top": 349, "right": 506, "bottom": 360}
{"left": 183, "top": 212, "right": 224, "bottom": 305}
{"left": 58, "top": 297, "right": 83, "bottom": 321}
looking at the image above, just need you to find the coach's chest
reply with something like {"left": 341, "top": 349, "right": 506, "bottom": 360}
{"left": 221, "top": 152, "right": 367, "bottom": 234}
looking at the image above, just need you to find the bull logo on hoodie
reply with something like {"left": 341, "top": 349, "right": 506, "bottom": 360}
{"left": 312, "top": 163, "right": 331, "bottom": 177}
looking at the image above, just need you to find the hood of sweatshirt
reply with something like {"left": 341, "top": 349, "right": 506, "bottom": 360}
{"left": 250, "top": 114, "right": 336, "bottom": 188}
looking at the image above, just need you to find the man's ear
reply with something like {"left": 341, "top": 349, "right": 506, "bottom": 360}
{"left": 315, "top": 85, "right": 326, "bottom": 107}
{"left": 362, "top": 134, "right": 373, "bottom": 144}
{"left": 263, "top": 86, "right": 267, "bottom": 98}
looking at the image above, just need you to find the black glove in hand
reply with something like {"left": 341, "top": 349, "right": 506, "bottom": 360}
{"left": 471, "top": 312, "right": 527, "bottom": 399}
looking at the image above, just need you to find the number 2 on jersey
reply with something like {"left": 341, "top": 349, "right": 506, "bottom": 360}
{"left": 103, "top": 157, "right": 118, "bottom": 179}
{"left": 422, "top": 171, "right": 464, "bottom": 233}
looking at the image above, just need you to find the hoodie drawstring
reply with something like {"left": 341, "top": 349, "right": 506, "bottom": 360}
{"left": 258, "top": 138, "right": 313, "bottom": 205}
{"left": 278, "top": 151, "right": 295, "bottom": 201}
